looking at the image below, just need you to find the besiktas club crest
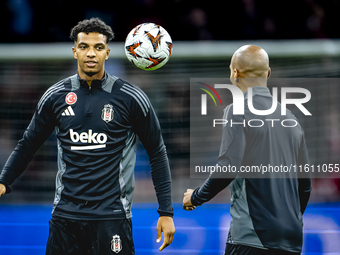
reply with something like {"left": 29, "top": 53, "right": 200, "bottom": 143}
{"left": 111, "top": 234, "right": 122, "bottom": 253}
{"left": 101, "top": 104, "right": 114, "bottom": 123}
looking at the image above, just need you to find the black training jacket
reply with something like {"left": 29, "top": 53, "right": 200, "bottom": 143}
{"left": 0, "top": 72, "right": 174, "bottom": 220}
{"left": 191, "top": 86, "right": 311, "bottom": 253}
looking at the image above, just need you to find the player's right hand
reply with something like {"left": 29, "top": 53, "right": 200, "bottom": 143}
{"left": 0, "top": 184, "right": 6, "bottom": 197}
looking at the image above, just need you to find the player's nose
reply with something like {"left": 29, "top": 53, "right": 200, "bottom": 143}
{"left": 87, "top": 47, "right": 96, "bottom": 57}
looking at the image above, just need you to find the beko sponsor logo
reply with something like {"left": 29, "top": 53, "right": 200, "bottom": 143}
{"left": 69, "top": 129, "right": 107, "bottom": 150}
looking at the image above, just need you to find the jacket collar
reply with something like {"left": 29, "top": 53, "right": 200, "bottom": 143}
{"left": 77, "top": 71, "right": 108, "bottom": 90}
{"left": 244, "top": 86, "right": 271, "bottom": 98}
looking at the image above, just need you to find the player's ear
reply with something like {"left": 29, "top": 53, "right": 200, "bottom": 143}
{"left": 267, "top": 67, "right": 271, "bottom": 78}
{"left": 72, "top": 47, "right": 78, "bottom": 60}
{"left": 234, "top": 69, "right": 241, "bottom": 78}
{"left": 105, "top": 48, "right": 111, "bottom": 60}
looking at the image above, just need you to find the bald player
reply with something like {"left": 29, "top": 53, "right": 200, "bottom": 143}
{"left": 183, "top": 45, "right": 311, "bottom": 255}
{"left": 230, "top": 44, "right": 271, "bottom": 90}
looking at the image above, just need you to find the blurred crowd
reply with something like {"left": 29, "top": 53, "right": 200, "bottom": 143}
{"left": 2, "top": 0, "right": 340, "bottom": 43}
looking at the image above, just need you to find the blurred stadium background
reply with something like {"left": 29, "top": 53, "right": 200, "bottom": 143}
{"left": 1, "top": 0, "right": 340, "bottom": 254}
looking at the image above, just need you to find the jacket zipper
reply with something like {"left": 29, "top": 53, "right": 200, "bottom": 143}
{"left": 86, "top": 86, "right": 92, "bottom": 116}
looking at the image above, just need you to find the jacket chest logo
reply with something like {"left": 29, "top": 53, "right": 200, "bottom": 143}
{"left": 65, "top": 92, "right": 77, "bottom": 105}
{"left": 101, "top": 104, "right": 114, "bottom": 123}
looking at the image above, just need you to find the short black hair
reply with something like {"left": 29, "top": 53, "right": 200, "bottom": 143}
{"left": 70, "top": 18, "right": 114, "bottom": 43}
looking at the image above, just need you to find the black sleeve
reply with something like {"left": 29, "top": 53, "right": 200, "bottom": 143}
{"left": 0, "top": 96, "right": 55, "bottom": 193}
{"left": 191, "top": 105, "right": 246, "bottom": 206}
{"left": 131, "top": 89, "right": 174, "bottom": 217}
{"left": 297, "top": 133, "right": 312, "bottom": 214}
{"left": 191, "top": 178, "right": 234, "bottom": 206}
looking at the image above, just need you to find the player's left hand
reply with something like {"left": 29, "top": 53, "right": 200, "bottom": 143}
{"left": 156, "top": 216, "right": 175, "bottom": 251}
{"left": 0, "top": 184, "right": 6, "bottom": 197}
{"left": 183, "top": 189, "right": 197, "bottom": 211}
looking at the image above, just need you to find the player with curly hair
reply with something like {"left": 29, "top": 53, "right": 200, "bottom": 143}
{"left": 0, "top": 17, "right": 175, "bottom": 255}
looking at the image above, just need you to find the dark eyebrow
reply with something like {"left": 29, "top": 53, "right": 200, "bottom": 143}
{"left": 77, "top": 42, "right": 106, "bottom": 47}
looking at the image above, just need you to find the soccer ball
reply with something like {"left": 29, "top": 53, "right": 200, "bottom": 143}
{"left": 124, "top": 23, "right": 173, "bottom": 71}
